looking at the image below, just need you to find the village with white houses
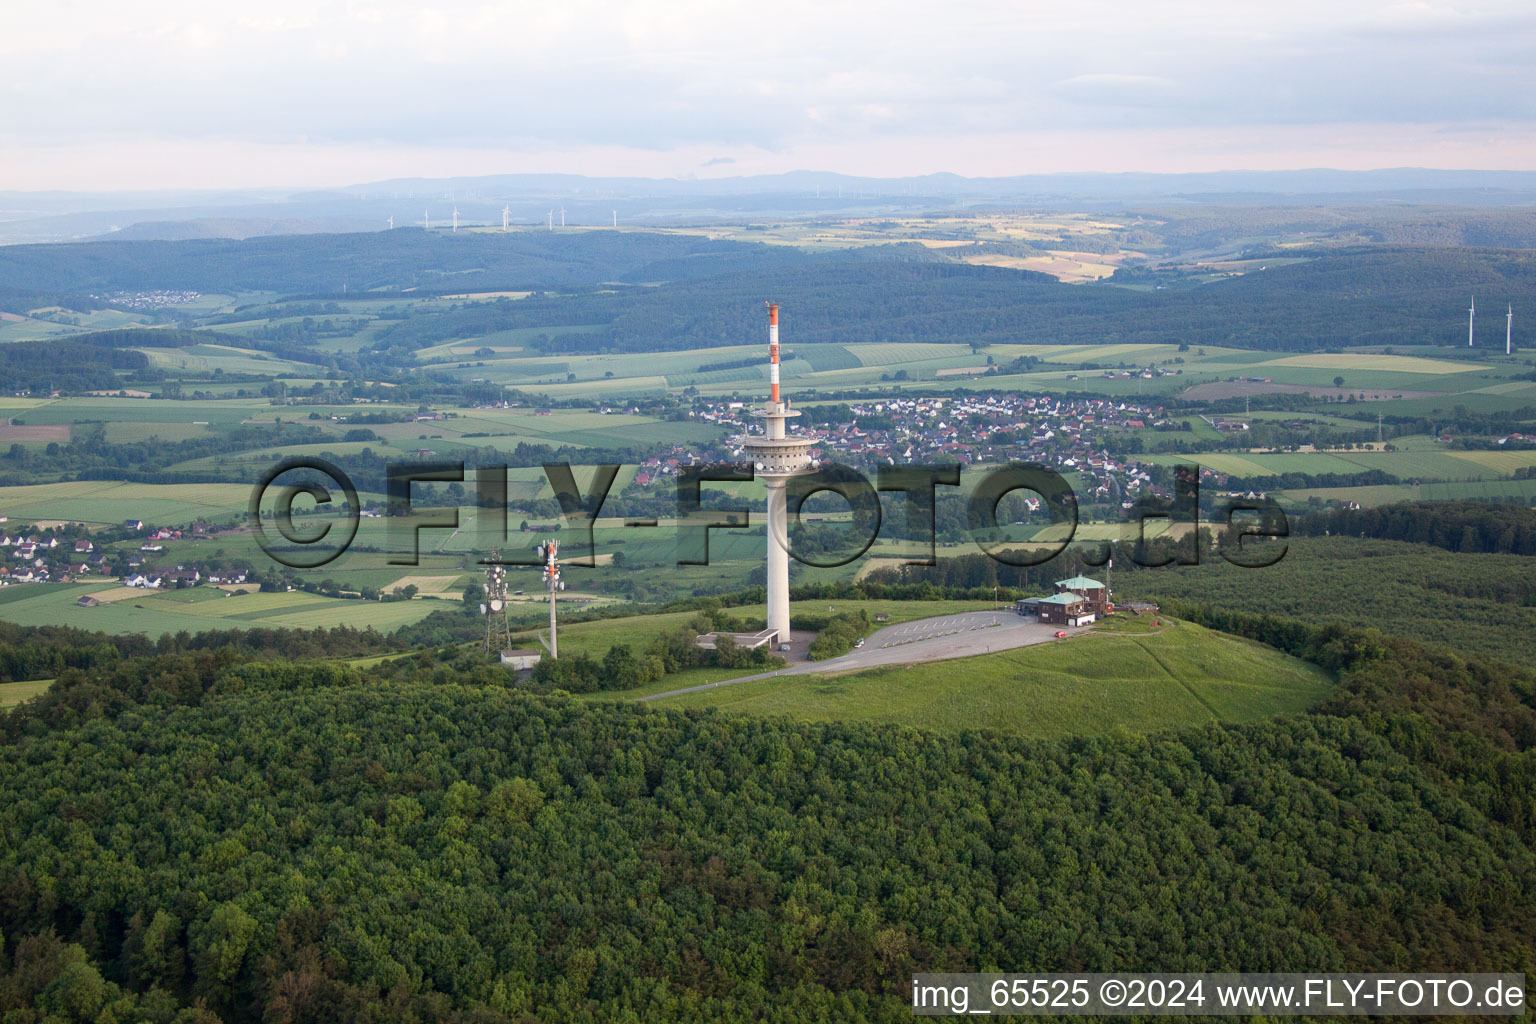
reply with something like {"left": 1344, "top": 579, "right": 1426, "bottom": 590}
{"left": 684, "top": 392, "right": 1188, "bottom": 509}
{"left": 0, "top": 516, "right": 247, "bottom": 592}
{"left": 0, "top": 386, "right": 1302, "bottom": 598}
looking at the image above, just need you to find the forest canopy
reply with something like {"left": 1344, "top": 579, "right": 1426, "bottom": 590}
{"left": 0, "top": 610, "right": 1531, "bottom": 1022}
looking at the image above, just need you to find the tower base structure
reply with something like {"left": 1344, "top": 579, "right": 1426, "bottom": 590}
{"left": 764, "top": 477, "right": 792, "bottom": 642}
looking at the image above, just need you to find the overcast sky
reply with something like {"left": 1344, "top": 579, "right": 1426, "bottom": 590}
{"left": 3, "top": 0, "right": 1534, "bottom": 190}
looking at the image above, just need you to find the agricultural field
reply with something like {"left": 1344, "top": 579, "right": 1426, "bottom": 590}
{"left": 0, "top": 678, "right": 52, "bottom": 708}
{"left": 651, "top": 617, "right": 1333, "bottom": 738}
{"left": 0, "top": 480, "right": 254, "bottom": 524}
{"left": 1281, "top": 478, "right": 1536, "bottom": 506}
{"left": 136, "top": 344, "right": 325, "bottom": 376}
{"left": 0, "top": 581, "right": 448, "bottom": 637}
{"left": 1143, "top": 448, "right": 1536, "bottom": 481}
{"left": 3, "top": 224, "right": 1535, "bottom": 648}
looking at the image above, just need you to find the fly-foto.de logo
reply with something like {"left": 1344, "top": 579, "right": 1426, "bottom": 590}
{"left": 248, "top": 457, "right": 1287, "bottom": 572}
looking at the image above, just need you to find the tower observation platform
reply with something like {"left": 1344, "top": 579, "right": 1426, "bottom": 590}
{"left": 739, "top": 302, "right": 818, "bottom": 642}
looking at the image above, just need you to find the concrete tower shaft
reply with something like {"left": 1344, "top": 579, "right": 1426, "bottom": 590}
{"left": 739, "top": 302, "right": 817, "bottom": 642}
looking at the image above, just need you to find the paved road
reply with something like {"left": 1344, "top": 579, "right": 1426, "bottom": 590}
{"left": 638, "top": 609, "right": 1093, "bottom": 702}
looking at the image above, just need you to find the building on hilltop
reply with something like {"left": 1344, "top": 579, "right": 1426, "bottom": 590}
{"left": 1054, "top": 575, "right": 1110, "bottom": 614}
{"left": 1037, "top": 592, "right": 1096, "bottom": 627}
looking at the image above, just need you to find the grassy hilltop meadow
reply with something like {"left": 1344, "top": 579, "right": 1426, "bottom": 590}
{"left": 0, "top": 204, "right": 1532, "bottom": 1019}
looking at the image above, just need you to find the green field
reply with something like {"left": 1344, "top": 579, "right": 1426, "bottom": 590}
{"left": 1282, "top": 478, "right": 1536, "bottom": 505}
{"left": 651, "top": 617, "right": 1332, "bottom": 738}
{"left": 1144, "top": 448, "right": 1536, "bottom": 481}
{"left": 1116, "top": 535, "right": 1536, "bottom": 668}
{"left": 0, "top": 678, "right": 52, "bottom": 707}
{"left": 0, "top": 583, "right": 447, "bottom": 637}
{"left": 136, "top": 344, "right": 324, "bottom": 376}
{"left": 0, "top": 480, "right": 255, "bottom": 524}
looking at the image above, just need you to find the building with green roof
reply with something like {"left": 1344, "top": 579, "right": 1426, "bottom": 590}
{"left": 1037, "top": 591, "right": 1097, "bottom": 627}
{"left": 1054, "top": 575, "right": 1110, "bottom": 614}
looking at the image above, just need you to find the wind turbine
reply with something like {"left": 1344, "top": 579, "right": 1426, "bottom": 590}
{"left": 612, "top": 209, "right": 617, "bottom": 228}
{"left": 559, "top": 207, "right": 565, "bottom": 227}
{"left": 452, "top": 207, "right": 459, "bottom": 232}
{"left": 502, "top": 205, "right": 510, "bottom": 230}
{"left": 1469, "top": 295, "right": 1476, "bottom": 347}
{"left": 1509, "top": 304, "right": 1515, "bottom": 355}
{"left": 387, "top": 215, "right": 393, "bottom": 229}
{"left": 424, "top": 209, "right": 430, "bottom": 231}
{"left": 547, "top": 210, "right": 553, "bottom": 231}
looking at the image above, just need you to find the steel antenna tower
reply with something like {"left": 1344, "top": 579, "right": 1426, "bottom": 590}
{"left": 481, "top": 559, "right": 513, "bottom": 653}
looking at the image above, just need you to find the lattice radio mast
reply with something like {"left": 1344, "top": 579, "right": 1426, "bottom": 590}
{"left": 481, "top": 559, "right": 513, "bottom": 653}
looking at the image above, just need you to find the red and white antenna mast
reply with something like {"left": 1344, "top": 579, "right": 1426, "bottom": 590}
{"left": 766, "top": 301, "right": 781, "bottom": 403}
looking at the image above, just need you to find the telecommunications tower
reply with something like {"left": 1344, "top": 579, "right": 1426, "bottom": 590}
{"left": 481, "top": 559, "right": 513, "bottom": 653}
{"left": 539, "top": 540, "right": 564, "bottom": 659}
{"left": 739, "top": 303, "right": 818, "bottom": 642}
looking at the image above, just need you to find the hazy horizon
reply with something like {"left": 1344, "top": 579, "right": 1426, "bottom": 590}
{"left": 4, "top": 0, "right": 1534, "bottom": 191}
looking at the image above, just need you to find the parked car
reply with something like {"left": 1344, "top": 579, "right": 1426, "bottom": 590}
{"left": 1054, "top": 631, "right": 1067, "bottom": 638}
{"left": 853, "top": 638, "right": 865, "bottom": 648}
{"left": 778, "top": 643, "right": 791, "bottom": 652}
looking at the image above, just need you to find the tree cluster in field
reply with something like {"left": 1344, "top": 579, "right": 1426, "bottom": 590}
{"left": 0, "top": 600, "right": 1531, "bottom": 1021}
{"left": 0, "top": 341, "right": 150, "bottom": 393}
{"left": 527, "top": 613, "right": 786, "bottom": 694}
{"left": 1295, "top": 499, "right": 1536, "bottom": 554}
{"left": 1114, "top": 534, "right": 1536, "bottom": 669}
{"left": 802, "top": 610, "right": 871, "bottom": 660}
{"left": 0, "top": 621, "right": 405, "bottom": 685}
